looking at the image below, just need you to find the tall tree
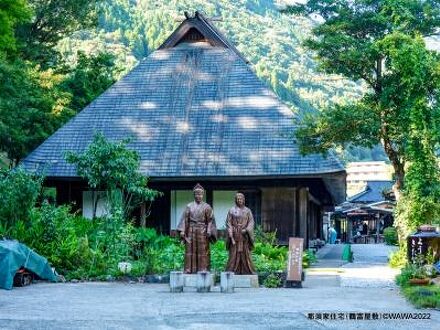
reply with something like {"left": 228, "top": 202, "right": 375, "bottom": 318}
{"left": 0, "top": 0, "right": 114, "bottom": 165}
{"left": 16, "top": 0, "right": 101, "bottom": 65}
{"left": 285, "top": 0, "right": 440, "bottom": 196}
{"left": 0, "top": 59, "right": 72, "bottom": 165}
{"left": 61, "top": 51, "right": 119, "bottom": 113}
{"left": 0, "top": 0, "right": 30, "bottom": 55}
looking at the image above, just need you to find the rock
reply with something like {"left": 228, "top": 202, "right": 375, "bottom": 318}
{"left": 70, "top": 279, "right": 79, "bottom": 283}
{"left": 430, "top": 276, "right": 440, "bottom": 286}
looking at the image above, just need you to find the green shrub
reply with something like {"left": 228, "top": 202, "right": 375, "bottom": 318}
{"left": 253, "top": 242, "right": 287, "bottom": 273}
{"left": 303, "top": 249, "right": 317, "bottom": 268}
{"left": 402, "top": 286, "right": 440, "bottom": 309}
{"left": 211, "top": 240, "right": 228, "bottom": 272}
{"left": 254, "top": 225, "right": 277, "bottom": 245}
{"left": 0, "top": 168, "right": 43, "bottom": 231}
{"left": 389, "top": 247, "right": 407, "bottom": 268}
{"left": 262, "top": 273, "right": 282, "bottom": 288}
{"left": 384, "top": 227, "right": 398, "bottom": 245}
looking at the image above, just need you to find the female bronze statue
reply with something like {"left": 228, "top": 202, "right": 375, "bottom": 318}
{"left": 177, "top": 184, "right": 217, "bottom": 274}
{"left": 225, "top": 193, "right": 256, "bottom": 275}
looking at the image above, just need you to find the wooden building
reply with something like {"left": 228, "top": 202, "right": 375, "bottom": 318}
{"left": 22, "top": 12, "right": 346, "bottom": 245}
{"left": 333, "top": 180, "right": 395, "bottom": 243}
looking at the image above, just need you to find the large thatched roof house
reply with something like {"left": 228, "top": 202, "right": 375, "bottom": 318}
{"left": 23, "top": 12, "right": 346, "bottom": 245}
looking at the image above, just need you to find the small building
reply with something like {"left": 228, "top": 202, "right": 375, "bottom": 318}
{"left": 333, "top": 180, "right": 395, "bottom": 243}
{"left": 22, "top": 12, "right": 346, "bottom": 245}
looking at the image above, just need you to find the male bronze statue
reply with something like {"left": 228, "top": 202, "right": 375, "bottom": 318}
{"left": 177, "top": 184, "right": 217, "bottom": 274}
{"left": 225, "top": 192, "right": 256, "bottom": 274}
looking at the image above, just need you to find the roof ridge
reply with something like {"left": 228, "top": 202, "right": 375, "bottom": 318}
{"left": 158, "top": 11, "right": 249, "bottom": 63}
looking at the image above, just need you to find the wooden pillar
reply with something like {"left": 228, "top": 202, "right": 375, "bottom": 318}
{"left": 298, "top": 187, "right": 309, "bottom": 248}
{"left": 347, "top": 219, "right": 353, "bottom": 243}
{"left": 291, "top": 188, "right": 297, "bottom": 239}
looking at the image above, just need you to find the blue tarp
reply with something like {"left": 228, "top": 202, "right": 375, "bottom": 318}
{"left": 0, "top": 240, "right": 57, "bottom": 290}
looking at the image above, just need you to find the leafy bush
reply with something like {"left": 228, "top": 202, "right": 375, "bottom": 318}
{"left": 131, "top": 228, "right": 183, "bottom": 275}
{"left": 0, "top": 168, "right": 43, "bottom": 231}
{"left": 253, "top": 242, "right": 287, "bottom": 273}
{"left": 303, "top": 249, "right": 317, "bottom": 268}
{"left": 65, "top": 132, "right": 159, "bottom": 218}
{"left": 262, "top": 273, "right": 282, "bottom": 288}
{"left": 383, "top": 227, "right": 398, "bottom": 246}
{"left": 389, "top": 247, "right": 407, "bottom": 268}
{"left": 211, "top": 240, "right": 228, "bottom": 272}
{"left": 402, "top": 286, "right": 440, "bottom": 309}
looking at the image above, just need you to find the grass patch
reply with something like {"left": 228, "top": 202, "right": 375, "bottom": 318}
{"left": 401, "top": 285, "right": 440, "bottom": 309}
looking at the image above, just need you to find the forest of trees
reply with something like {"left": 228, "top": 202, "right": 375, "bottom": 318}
{"left": 1, "top": 0, "right": 392, "bottom": 166}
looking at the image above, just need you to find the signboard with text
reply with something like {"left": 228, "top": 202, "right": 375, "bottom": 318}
{"left": 285, "top": 237, "right": 304, "bottom": 288}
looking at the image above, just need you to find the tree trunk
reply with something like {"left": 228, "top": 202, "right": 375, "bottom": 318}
{"left": 381, "top": 129, "right": 404, "bottom": 201}
{"left": 140, "top": 202, "right": 146, "bottom": 228}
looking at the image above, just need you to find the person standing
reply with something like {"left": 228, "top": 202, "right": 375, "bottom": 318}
{"left": 177, "top": 184, "right": 217, "bottom": 274}
{"left": 329, "top": 226, "right": 337, "bottom": 244}
{"left": 225, "top": 192, "right": 256, "bottom": 275}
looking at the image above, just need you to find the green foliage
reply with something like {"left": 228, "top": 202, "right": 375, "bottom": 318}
{"left": 66, "top": 132, "right": 159, "bottom": 218}
{"left": 254, "top": 225, "right": 277, "bottom": 245}
{"left": 0, "top": 167, "right": 43, "bottom": 231}
{"left": 396, "top": 253, "right": 435, "bottom": 287}
{"left": 61, "top": 51, "right": 119, "bottom": 113}
{"left": 0, "top": 0, "right": 114, "bottom": 165}
{"left": 288, "top": 1, "right": 440, "bottom": 188}
{"left": 16, "top": 0, "right": 102, "bottom": 65}
{"left": 396, "top": 263, "right": 428, "bottom": 287}
{"left": 253, "top": 242, "right": 287, "bottom": 273}
{"left": 288, "top": 0, "right": 440, "bottom": 240}
{"left": 262, "top": 273, "right": 282, "bottom": 288}
{"left": 302, "top": 249, "right": 317, "bottom": 268}
{"left": 389, "top": 247, "right": 407, "bottom": 268}
{"left": 58, "top": 0, "right": 364, "bottom": 125}
{"left": 210, "top": 240, "right": 228, "bottom": 272}
{"left": 383, "top": 227, "right": 398, "bottom": 246}
{"left": 0, "top": 58, "right": 73, "bottom": 164}
{"left": 132, "top": 227, "right": 183, "bottom": 275}
{"left": 8, "top": 203, "right": 98, "bottom": 276}
{"left": 401, "top": 286, "right": 440, "bottom": 309}
{"left": 0, "top": 0, "right": 30, "bottom": 55}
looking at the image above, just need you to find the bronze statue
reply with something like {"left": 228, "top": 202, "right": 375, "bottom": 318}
{"left": 225, "top": 192, "right": 256, "bottom": 275}
{"left": 177, "top": 184, "right": 217, "bottom": 274}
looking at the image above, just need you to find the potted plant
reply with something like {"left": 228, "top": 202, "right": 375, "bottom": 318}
{"left": 408, "top": 254, "right": 430, "bottom": 285}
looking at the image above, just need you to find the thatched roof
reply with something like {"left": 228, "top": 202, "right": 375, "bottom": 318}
{"left": 22, "top": 12, "right": 346, "bottom": 202}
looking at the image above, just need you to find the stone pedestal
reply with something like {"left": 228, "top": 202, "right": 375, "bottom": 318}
{"left": 220, "top": 272, "right": 234, "bottom": 293}
{"left": 183, "top": 273, "right": 216, "bottom": 287}
{"left": 196, "top": 271, "right": 212, "bottom": 292}
{"left": 234, "top": 274, "right": 259, "bottom": 288}
{"left": 169, "top": 271, "right": 183, "bottom": 293}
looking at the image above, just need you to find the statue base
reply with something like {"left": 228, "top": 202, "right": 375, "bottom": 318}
{"left": 284, "top": 280, "right": 302, "bottom": 288}
{"left": 234, "top": 274, "right": 259, "bottom": 288}
{"left": 183, "top": 274, "right": 215, "bottom": 287}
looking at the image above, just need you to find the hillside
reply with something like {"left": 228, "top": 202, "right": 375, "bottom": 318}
{"left": 57, "top": 0, "right": 386, "bottom": 161}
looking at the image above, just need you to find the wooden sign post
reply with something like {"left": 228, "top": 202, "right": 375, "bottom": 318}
{"left": 285, "top": 237, "right": 304, "bottom": 288}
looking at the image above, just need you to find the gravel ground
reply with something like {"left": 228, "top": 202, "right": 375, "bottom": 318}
{"left": 340, "top": 244, "right": 400, "bottom": 288}
{"left": 1, "top": 244, "right": 437, "bottom": 329}
{"left": 1, "top": 282, "right": 439, "bottom": 330}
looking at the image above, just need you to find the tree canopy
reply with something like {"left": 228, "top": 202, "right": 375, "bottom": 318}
{"left": 0, "top": 0, "right": 118, "bottom": 166}
{"left": 286, "top": 0, "right": 440, "bottom": 192}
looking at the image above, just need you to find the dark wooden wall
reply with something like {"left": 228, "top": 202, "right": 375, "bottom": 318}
{"left": 47, "top": 177, "right": 332, "bottom": 244}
